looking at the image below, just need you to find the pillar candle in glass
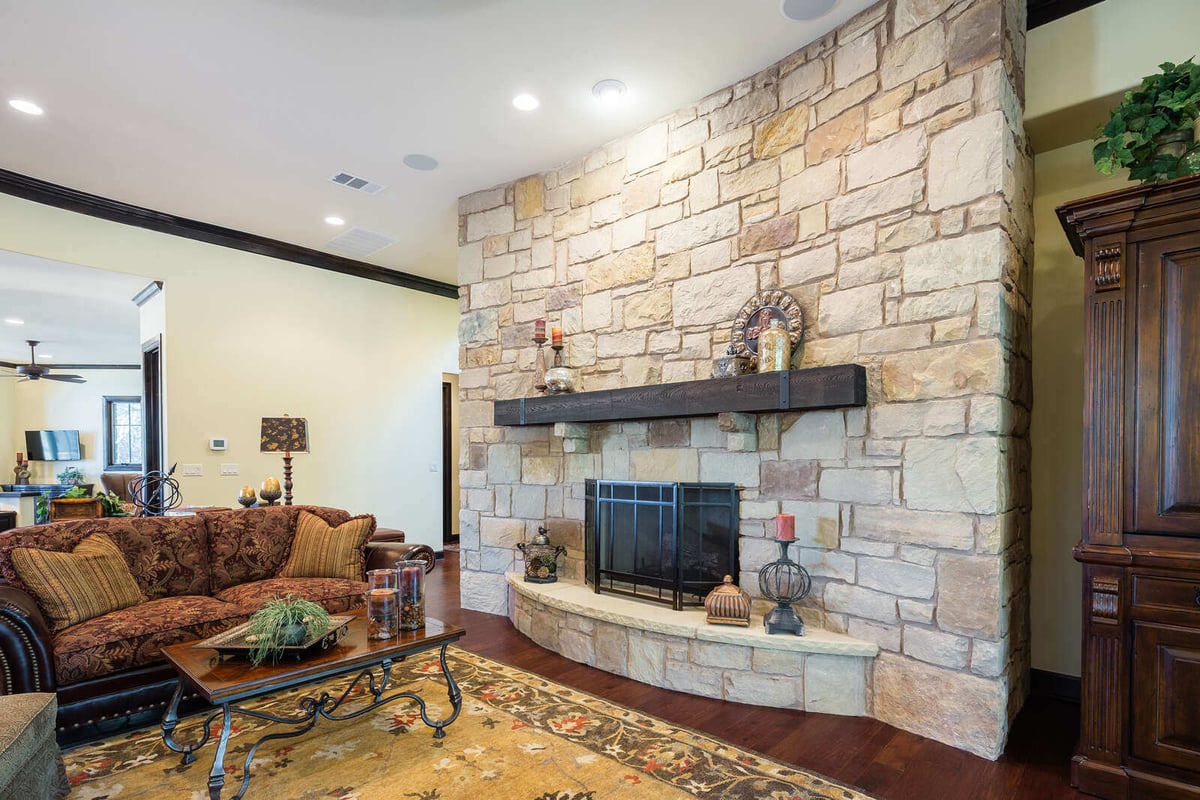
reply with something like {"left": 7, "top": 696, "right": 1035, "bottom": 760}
{"left": 365, "top": 569, "right": 399, "bottom": 640}
{"left": 395, "top": 560, "right": 426, "bottom": 630}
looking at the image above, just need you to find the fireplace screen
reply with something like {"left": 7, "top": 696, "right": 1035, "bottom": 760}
{"left": 585, "top": 479, "right": 739, "bottom": 610}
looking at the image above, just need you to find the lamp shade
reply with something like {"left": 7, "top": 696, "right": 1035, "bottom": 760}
{"left": 260, "top": 417, "right": 308, "bottom": 454}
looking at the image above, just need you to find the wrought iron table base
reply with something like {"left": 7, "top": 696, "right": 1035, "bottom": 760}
{"left": 161, "top": 643, "right": 462, "bottom": 800}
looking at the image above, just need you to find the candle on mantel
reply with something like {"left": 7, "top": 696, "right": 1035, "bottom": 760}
{"left": 776, "top": 513, "right": 796, "bottom": 541}
{"left": 551, "top": 326, "right": 563, "bottom": 345}
{"left": 534, "top": 319, "right": 546, "bottom": 339}
{"left": 262, "top": 476, "right": 281, "bottom": 493}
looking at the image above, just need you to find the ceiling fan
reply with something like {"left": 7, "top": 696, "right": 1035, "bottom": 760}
{"left": 0, "top": 340, "right": 86, "bottom": 383}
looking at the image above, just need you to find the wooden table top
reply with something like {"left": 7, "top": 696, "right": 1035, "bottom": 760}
{"left": 162, "top": 612, "right": 465, "bottom": 705}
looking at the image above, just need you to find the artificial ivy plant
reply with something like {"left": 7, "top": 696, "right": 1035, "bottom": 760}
{"left": 1093, "top": 59, "right": 1200, "bottom": 183}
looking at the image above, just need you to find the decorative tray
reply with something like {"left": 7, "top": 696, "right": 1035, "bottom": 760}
{"left": 193, "top": 615, "right": 354, "bottom": 660}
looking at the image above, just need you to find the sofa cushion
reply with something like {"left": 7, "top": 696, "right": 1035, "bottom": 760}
{"left": 214, "top": 577, "right": 367, "bottom": 615}
{"left": 53, "top": 596, "right": 248, "bottom": 686}
{"left": 0, "top": 515, "right": 211, "bottom": 602}
{"left": 202, "top": 506, "right": 354, "bottom": 593}
{"left": 10, "top": 534, "right": 146, "bottom": 633}
{"left": 278, "top": 511, "right": 375, "bottom": 580}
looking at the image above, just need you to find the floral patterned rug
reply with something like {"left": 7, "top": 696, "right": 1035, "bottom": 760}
{"left": 63, "top": 647, "right": 875, "bottom": 800}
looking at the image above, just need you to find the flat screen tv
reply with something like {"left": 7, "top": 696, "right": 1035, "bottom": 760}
{"left": 25, "top": 430, "right": 81, "bottom": 461}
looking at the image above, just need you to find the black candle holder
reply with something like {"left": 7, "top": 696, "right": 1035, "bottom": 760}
{"left": 757, "top": 539, "right": 811, "bottom": 635}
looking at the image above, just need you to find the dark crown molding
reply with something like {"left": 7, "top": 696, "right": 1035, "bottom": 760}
{"left": 1027, "top": 0, "right": 1105, "bottom": 29}
{"left": 0, "top": 168, "right": 458, "bottom": 299}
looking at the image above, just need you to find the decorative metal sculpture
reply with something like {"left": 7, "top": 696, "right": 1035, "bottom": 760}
{"left": 129, "top": 464, "right": 183, "bottom": 516}
{"left": 757, "top": 539, "right": 812, "bottom": 635}
{"left": 731, "top": 289, "right": 804, "bottom": 359}
{"left": 517, "top": 527, "right": 567, "bottom": 583}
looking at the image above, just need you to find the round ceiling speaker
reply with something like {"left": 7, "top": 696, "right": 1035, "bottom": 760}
{"left": 402, "top": 153, "right": 439, "bottom": 171}
{"left": 779, "top": 0, "right": 837, "bottom": 21}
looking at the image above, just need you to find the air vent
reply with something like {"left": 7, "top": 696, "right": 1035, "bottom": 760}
{"left": 330, "top": 171, "right": 386, "bottom": 195}
{"left": 325, "top": 227, "right": 398, "bottom": 257}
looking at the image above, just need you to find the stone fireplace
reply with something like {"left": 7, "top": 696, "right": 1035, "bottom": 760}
{"left": 455, "top": 0, "right": 1032, "bottom": 761}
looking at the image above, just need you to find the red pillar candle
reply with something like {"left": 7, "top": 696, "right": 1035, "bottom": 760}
{"left": 551, "top": 326, "right": 563, "bottom": 345}
{"left": 15, "top": 452, "right": 22, "bottom": 463}
{"left": 775, "top": 513, "right": 796, "bottom": 541}
{"left": 534, "top": 319, "right": 546, "bottom": 339}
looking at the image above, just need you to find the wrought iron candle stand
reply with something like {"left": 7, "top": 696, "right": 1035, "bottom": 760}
{"left": 531, "top": 329, "right": 548, "bottom": 395}
{"left": 757, "top": 539, "right": 811, "bottom": 635}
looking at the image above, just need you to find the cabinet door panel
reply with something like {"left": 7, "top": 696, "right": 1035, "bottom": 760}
{"left": 1132, "top": 622, "right": 1200, "bottom": 771}
{"left": 1135, "top": 242, "right": 1200, "bottom": 534}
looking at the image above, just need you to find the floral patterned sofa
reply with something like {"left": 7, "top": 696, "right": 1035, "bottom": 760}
{"left": 0, "top": 505, "right": 432, "bottom": 741}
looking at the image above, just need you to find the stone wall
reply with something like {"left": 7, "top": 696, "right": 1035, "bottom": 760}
{"left": 456, "top": 0, "right": 1033, "bottom": 760}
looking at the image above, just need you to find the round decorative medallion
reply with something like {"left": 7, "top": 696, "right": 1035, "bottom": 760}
{"left": 731, "top": 289, "right": 804, "bottom": 357}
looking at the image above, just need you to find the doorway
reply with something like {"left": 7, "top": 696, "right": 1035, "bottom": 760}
{"left": 441, "top": 375, "right": 460, "bottom": 546}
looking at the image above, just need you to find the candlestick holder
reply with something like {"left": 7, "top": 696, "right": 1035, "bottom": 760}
{"left": 532, "top": 331, "right": 548, "bottom": 394}
{"left": 545, "top": 343, "right": 576, "bottom": 394}
{"left": 757, "top": 539, "right": 811, "bottom": 635}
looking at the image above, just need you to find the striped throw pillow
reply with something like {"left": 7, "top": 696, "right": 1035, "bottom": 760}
{"left": 10, "top": 533, "right": 146, "bottom": 632}
{"left": 278, "top": 511, "right": 374, "bottom": 580}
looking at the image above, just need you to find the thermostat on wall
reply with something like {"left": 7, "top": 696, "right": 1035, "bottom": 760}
{"left": 209, "top": 437, "right": 227, "bottom": 451}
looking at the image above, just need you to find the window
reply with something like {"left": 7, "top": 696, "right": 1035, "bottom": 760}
{"left": 104, "top": 396, "right": 143, "bottom": 471}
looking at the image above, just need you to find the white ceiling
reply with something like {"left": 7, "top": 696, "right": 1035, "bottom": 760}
{"left": 0, "top": 0, "right": 876, "bottom": 287}
{"left": 0, "top": 252, "right": 147, "bottom": 364}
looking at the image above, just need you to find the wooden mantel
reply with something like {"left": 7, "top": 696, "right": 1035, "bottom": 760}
{"left": 493, "top": 364, "right": 866, "bottom": 426}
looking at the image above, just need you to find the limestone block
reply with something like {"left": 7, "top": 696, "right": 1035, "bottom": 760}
{"left": 572, "top": 161, "right": 624, "bottom": 207}
{"left": 689, "top": 240, "right": 732, "bottom": 275}
{"left": 483, "top": 253, "right": 516, "bottom": 280}
{"left": 859, "top": 323, "right": 931, "bottom": 354}
{"left": 594, "top": 622, "right": 630, "bottom": 676}
{"left": 724, "top": 670, "right": 802, "bottom": 708}
{"left": 487, "top": 443, "right": 522, "bottom": 483}
{"left": 806, "top": 654, "right": 867, "bottom": 715}
{"left": 458, "top": 241, "right": 484, "bottom": 284}
{"left": 781, "top": 59, "right": 826, "bottom": 108}
{"left": 752, "top": 648, "right": 806, "bottom": 675}
{"left": 585, "top": 243, "right": 655, "bottom": 293}
{"left": 470, "top": 278, "right": 511, "bottom": 310}
{"left": 879, "top": 215, "right": 937, "bottom": 252}
{"left": 898, "top": 599, "right": 936, "bottom": 624}
{"left": 596, "top": 330, "right": 647, "bottom": 359}
{"left": 881, "top": 21, "right": 947, "bottom": 90}
{"left": 626, "top": 122, "right": 669, "bottom": 174}
{"left": 760, "top": 460, "right": 819, "bottom": 499}
{"left": 780, "top": 409, "right": 847, "bottom": 461}
{"left": 565, "top": 453, "right": 600, "bottom": 483}
{"left": 514, "top": 175, "right": 544, "bottom": 220}
{"left": 873, "top": 652, "right": 1005, "bottom": 758}
{"left": 648, "top": 419, "right": 690, "bottom": 447}
{"left": 720, "top": 160, "right": 780, "bottom": 203}
{"left": 899, "top": 286, "right": 976, "bottom": 323}
{"left": 459, "top": 309, "right": 499, "bottom": 347}
{"left": 691, "top": 640, "right": 752, "bottom": 670}
{"left": 623, "top": 288, "right": 673, "bottom": 328}
{"left": 933, "top": 315, "right": 972, "bottom": 342}
{"left": 971, "top": 637, "right": 1006, "bottom": 678}
{"left": 904, "top": 625, "right": 970, "bottom": 669}
{"left": 858, "top": 557, "right": 935, "bottom": 598}
{"left": 708, "top": 87, "right": 777, "bottom": 136}
{"left": 806, "top": 109, "right": 865, "bottom": 165}
{"left": 466, "top": 205, "right": 515, "bottom": 242}
{"left": 894, "top": 0, "right": 954, "bottom": 39}
{"left": 780, "top": 159, "right": 841, "bottom": 213}
{"left": 656, "top": 203, "right": 741, "bottom": 256}
{"left": 852, "top": 503, "right": 974, "bottom": 550}
{"left": 870, "top": 399, "right": 967, "bottom": 438}
{"left": 903, "top": 74, "right": 973, "bottom": 126}
{"left": 480, "top": 546, "right": 516, "bottom": 574}
{"left": 835, "top": 30, "right": 877, "bottom": 89}
{"left": 631, "top": 449, "right": 700, "bottom": 482}
{"left": 881, "top": 339, "right": 1005, "bottom": 401}
{"left": 703, "top": 126, "right": 753, "bottom": 171}
{"left": 739, "top": 214, "right": 798, "bottom": 256}
{"left": 947, "top": 0, "right": 1003, "bottom": 75}
{"left": 663, "top": 149, "right": 703, "bottom": 185}
{"left": 739, "top": 535, "right": 784, "bottom": 571}
{"left": 928, "top": 112, "right": 1005, "bottom": 211}
{"left": 841, "top": 537, "right": 894, "bottom": 558}
{"left": 820, "top": 469, "right": 894, "bottom": 505}
{"left": 521, "top": 456, "right": 560, "bottom": 486}
{"left": 569, "top": 228, "right": 612, "bottom": 264}
{"left": 649, "top": 202, "right": 684, "bottom": 229}
{"left": 937, "top": 555, "right": 1002, "bottom": 636}
{"left": 754, "top": 104, "right": 809, "bottom": 160}
{"left": 582, "top": 291, "right": 613, "bottom": 331}
{"left": 459, "top": 570, "right": 510, "bottom": 615}
{"left": 849, "top": 618, "right": 902, "bottom": 651}
{"left": 818, "top": 283, "right": 884, "bottom": 336}
{"left": 700, "top": 451, "right": 761, "bottom": 486}
{"left": 671, "top": 263, "right": 758, "bottom": 327}
{"left": 903, "top": 229, "right": 1004, "bottom": 292}
{"left": 460, "top": 186, "right": 506, "bottom": 216}
{"left": 671, "top": 118, "right": 709, "bottom": 154}
{"left": 825, "top": 583, "right": 898, "bottom": 623}
{"left": 798, "top": 547, "right": 856, "bottom": 581}
{"left": 828, "top": 170, "right": 924, "bottom": 229}
{"left": 904, "top": 437, "right": 1003, "bottom": 514}
{"left": 623, "top": 173, "right": 662, "bottom": 215}
{"left": 817, "top": 75, "right": 878, "bottom": 126}
{"left": 840, "top": 254, "right": 902, "bottom": 290}
{"left": 780, "top": 243, "right": 837, "bottom": 286}
{"left": 511, "top": 485, "right": 547, "bottom": 519}
{"left": 847, "top": 127, "right": 928, "bottom": 190}
{"left": 969, "top": 396, "right": 1013, "bottom": 435}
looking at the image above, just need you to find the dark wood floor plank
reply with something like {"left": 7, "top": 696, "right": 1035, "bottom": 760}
{"left": 428, "top": 552, "right": 1087, "bottom": 800}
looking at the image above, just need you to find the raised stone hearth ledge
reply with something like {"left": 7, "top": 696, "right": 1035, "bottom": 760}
{"left": 507, "top": 574, "right": 876, "bottom": 716}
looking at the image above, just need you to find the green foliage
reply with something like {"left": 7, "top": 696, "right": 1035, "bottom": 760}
{"left": 97, "top": 491, "right": 130, "bottom": 517}
{"left": 62, "top": 486, "right": 89, "bottom": 499}
{"left": 35, "top": 493, "right": 50, "bottom": 524}
{"left": 245, "top": 597, "right": 332, "bottom": 666}
{"left": 1094, "top": 59, "right": 1200, "bottom": 183}
{"left": 56, "top": 466, "right": 85, "bottom": 485}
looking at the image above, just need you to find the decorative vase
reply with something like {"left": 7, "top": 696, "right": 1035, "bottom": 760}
{"left": 704, "top": 575, "right": 751, "bottom": 626}
{"left": 365, "top": 569, "right": 400, "bottom": 640}
{"left": 278, "top": 622, "right": 307, "bottom": 647}
{"left": 757, "top": 317, "right": 792, "bottom": 372}
{"left": 517, "top": 528, "right": 566, "bottom": 583}
{"left": 259, "top": 477, "right": 282, "bottom": 506}
{"left": 1153, "top": 128, "right": 1194, "bottom": 160}
{"left": 395, "top": 560, "right": 425, "bottom": 630}
{"left": 545, "top": 345, "right": 576, "bottom": 393}
{"left": 711, "top": 345, "right": 755, "bottom": 378}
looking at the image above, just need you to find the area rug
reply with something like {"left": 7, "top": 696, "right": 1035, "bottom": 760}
{"left": 63, "top": 647, "right": 875, "bottom": 800}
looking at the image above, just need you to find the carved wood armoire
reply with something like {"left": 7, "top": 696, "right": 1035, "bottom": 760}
{"left": 1060, "top": 174, "right": 1200, "bottom": 799}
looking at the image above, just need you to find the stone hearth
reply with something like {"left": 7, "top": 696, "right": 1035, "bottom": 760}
{"left": 508, "top": 575, "right": 876, "bottom": 716}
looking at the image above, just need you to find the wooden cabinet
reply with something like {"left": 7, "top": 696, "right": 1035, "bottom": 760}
{"left": 1060, "top": 175, "right": 1200, "bottom": 799}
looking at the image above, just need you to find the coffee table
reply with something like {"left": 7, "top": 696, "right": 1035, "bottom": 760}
{"left": 160, "top": 612, "right": 465, "bottom": 800}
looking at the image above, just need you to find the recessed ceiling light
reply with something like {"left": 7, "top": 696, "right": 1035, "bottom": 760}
{"left": 8, "top": 98, "right": 44, "bottom": 115}
{"left": 4, "top": 318, "right": 24, "bottom": 325}
{"left": 402, "top": 154, "right": 439, "bottom": 171}
{"left": 512, "top": 93, "right": 540, "bottom": 111}
{"left": 592, "top": 79, "right": 627, "bottom": 104}
{"left": 779, "top": 0, "right": 837, "bottom": 21}
{"left": 324, "top": 216, "right": 346, "bottom": 226}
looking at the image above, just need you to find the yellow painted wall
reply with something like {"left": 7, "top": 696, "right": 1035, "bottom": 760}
{"left": 0, "top": 193, "right": 460, "bottom": 549}
{"left": 9, "top": 368, "right": 142, "bottom": 485}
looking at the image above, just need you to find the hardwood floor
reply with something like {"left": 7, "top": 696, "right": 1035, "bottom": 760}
{"left": 428, "top": 551, "right": 1086, "bottom": 800}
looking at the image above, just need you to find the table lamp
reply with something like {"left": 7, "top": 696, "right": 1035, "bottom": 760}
{"left": 260, "top": 415, "right": 308, "bottom": 506}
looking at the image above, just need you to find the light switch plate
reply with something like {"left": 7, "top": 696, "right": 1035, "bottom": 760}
{"left": 220, "top": 464, "right": 239, "bottom": 476}
{"left": 181, "top": 464, "right": 203, "bottom": 477}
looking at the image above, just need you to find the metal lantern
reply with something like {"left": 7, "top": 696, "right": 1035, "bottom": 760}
{"left": 517, "top": 527, "right": 566, "bottom": 583}
{"left": 757, "top": 540, "right": 811, "bottom": 635}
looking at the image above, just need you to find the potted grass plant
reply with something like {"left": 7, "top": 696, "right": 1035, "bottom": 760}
{"left": 1094, "top": 58, "right": 1200, "bottom": 183}
{"left": 244, "top": 597, "right": 332, "bottom": 666}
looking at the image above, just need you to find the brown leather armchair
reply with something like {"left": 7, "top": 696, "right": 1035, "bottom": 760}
{"left": 366, "top": 528, "right": 437, "bottom": 573}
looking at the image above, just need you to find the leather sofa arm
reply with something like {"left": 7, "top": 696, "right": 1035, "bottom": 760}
{"left": 364, "top": 541, "right": 437, "bottom": 574}
{"left": 0, "top": 586, "right": 57, "bottom": 695}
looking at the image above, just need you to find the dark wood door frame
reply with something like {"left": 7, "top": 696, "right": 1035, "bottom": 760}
{"left": 442, "top": 381, "right": 457, "bottom": 545}
{"left": 141, "top": 336, "right": 163, "bottom": 476}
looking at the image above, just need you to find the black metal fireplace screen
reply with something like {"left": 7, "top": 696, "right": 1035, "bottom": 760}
{"left": 585, "top": 479, "right": 739, "bottom": 610}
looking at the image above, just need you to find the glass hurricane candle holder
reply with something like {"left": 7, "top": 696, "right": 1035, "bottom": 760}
{"left": 365, "top": 569, "right": 399, "bottom": 640}
{"left": 395, "top": 560, "right": 426, "bottom": 631}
